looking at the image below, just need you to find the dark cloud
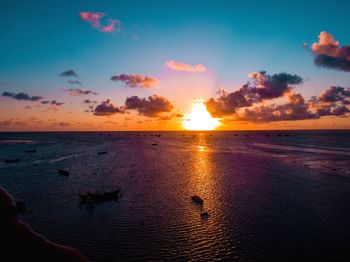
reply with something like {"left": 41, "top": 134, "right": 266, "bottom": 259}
{"left": 50, "top": 100, "right": 64, "bottom": 106}
{"left": 311, "top": 32, "right": 350, "bottom": 72}
{"left": 40, "top": 100, "right": 64, "bottom": 106}
{"left": 60, "top": 69, "right": 78, "bottom": 77}
{"left": 83, "top": 99, "right": 98, "bottom": 104}
{"left": 206, "top": 71, "right": 303, "bottom": 116}
{"left": 68, "top": 80, "right": 83, "bottom": 85}
{"left": 237, "top": 86, "right": 350, "bottom": 122}
{"left": 124, "top": 95, "right": 174, "bottom": 117}
{"left": 110, "top": 74, "right": 158, "bottom": 88}
{"left": 94, "top": 99, "right": 125, "bottom": 116}
{"left": 238, "top": 93, "right": 317, "bottom": 122}
{"left": 2, "top": 91, "right": 43, "bottom": 101}
{"left": 61, "top": 88, "right": 98, "bottom": 96}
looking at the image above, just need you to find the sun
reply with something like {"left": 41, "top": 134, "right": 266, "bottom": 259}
{"left": 182, "top": 99, "right": 220, "bottom": 130}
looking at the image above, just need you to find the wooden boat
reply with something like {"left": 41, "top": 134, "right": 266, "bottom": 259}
{"left": 191, "top": 195, "right": 204, "bottom": 205}
{"left": 5, "top": 159, "right": 19, "bottom": 164}
{"left": 58, "top": 169, "right": 69, "bottom": 176}
{"left": 79, "top": 188, "right": 121, "bottom": 205}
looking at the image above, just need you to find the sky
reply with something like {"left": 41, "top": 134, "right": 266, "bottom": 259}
{"left": 0, "top": 0, "right": 350, "bottom": 131}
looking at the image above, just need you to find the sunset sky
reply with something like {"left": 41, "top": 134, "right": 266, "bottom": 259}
{"left": 1, "top": 0, "right": 349, "bottom": 131}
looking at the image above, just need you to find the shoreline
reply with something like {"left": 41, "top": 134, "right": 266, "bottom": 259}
{"left": 0, "top": 186, "right": 87, "bottom": 261}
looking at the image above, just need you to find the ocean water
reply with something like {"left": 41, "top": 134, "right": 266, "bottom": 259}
{"left": 0, "top": 131, "right": 350, "bottom": 261}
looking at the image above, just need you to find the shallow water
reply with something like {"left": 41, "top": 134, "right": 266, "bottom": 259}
{"left": 1, "top": 131, "right": 350, "bottom": 261}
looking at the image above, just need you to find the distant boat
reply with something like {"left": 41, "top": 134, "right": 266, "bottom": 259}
{"left": 58, "top": 169, "right": 69, "bottom": 176}
{"left": 25, "top": 150, "right": 37, "bottom": 154}
{"left": 79, "top": 188, "right": 121, "bottom": 205}
{"left": 200, "top": 212, "right": 209, "bottom": 218}
{"left": 151, "top": 143, "right": 158, "bottom": 146}
{"left": 97, "top": 151, "right": 107, "bottom": 155}
{"left": 191, "top": 195, "right": 204, "bottom": 204}
{"left": 5, "top": 159, "right": 19, "bottom": 164}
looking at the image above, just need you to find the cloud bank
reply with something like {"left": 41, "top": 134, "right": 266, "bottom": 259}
{"left": 206, "top": 71, "right": 303, "bottom": 116}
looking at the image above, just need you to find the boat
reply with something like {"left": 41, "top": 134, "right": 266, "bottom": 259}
{"left": 200, "top": 212, "right": 209, "bottom": 218}
{"left": 191, "top": 195, "right": 204, "bottom": 204}
{"left": 58, "top": 169, "right": 69, "bottom": 176}
{"left": 79, "top": 188, "right": 121, "bottom": 205}
{"left": 151, "top": 143, "right": 158, "bottom": 146}
{"left": 97, "top": 151, "right": 108, "bottom": 155}
{"left": 5, "top": 159, "right": 19, "bottom": 164}
{"left": 25, "top": 150, "right": 37, "bottom": 153}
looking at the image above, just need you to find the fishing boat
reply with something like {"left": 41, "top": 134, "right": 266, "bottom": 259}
{"left": 79, "top": 188, "right": 121, "bottom": 205}
{"left": 58, "top": 169, "right": 69, "bottom": 176}
{"left": 97, "top": 151, "right": 107, "bottom": 155}
{"left": 191, "top": 195, "right": 204, "bottom": 204}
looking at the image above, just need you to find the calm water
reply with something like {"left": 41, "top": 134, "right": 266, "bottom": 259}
{"left": 1, "top": 131, "right": 350, "bottom": 261}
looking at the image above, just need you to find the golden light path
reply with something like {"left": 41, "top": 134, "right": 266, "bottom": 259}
{"left": 182, "top": 99, "right": 220, "bottom": 130}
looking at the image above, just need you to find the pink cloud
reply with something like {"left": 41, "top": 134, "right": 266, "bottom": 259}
{"left": 165, "top": 60, "right": 206, "bottom": 72}
{"left": 101, "top": 19, "right": 121, "bottom": 33}
{"left": 79, "top": 12, "right": 105, "bottom": 29}
{"left": 79, "top": 12, "right": 121, "bottom": 33}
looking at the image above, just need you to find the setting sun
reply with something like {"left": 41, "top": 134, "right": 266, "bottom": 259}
{"left": 182, "top": 100, "right": 220, "bottom": 130}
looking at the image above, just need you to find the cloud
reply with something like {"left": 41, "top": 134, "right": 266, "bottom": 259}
{"left": 60, "top": 69, "right": 78, "bottom": 77}
{"left": 236, "top": 87, "right": 350, "bottom": 122}
{"left": 238, "top": 93, "right": 317, "bottom": 122}
{"left": 311, "top": 32, "right": 350, "bottom": 72}
{"left": 94, "top": 99, "right": 125, "bottom": 116}
{"left": 0, "top": 119, "right": 24, "bottom": 127}
{"left": 124, "top": 95, "right": 174, "bottom": 117}
{"left": 309, "top": 86, "right": 350, "bottom": 116}
{"left": 83, "top": 99, "right": 97, "bottom": 104}
{"left": 61, "top": 88, "right": 98, "bottom": 96}
{"left": 68, "top": 80, "right": 83, "bottom": 85}
{"left": 111, "top": 74, "right": 158, "bottom": 88}
{"left": 2, "top": 91, "right": 43, "bottom": 101}
{"left": 206, "top": 71, "right": 303, "bottom": 116}
{"left": 50, "top": 100, "right": 64, "bottom": 106}
{"left": 79, "top": 12, "right": 121, "bottom": 33}
{"left": 165, "top": 60, "right": 206, "bottom": 72}
{"left": 40, "top": 100, "right": 64, "bottom": 106}
{"left": 58, "top": 122, "right": 71, "bottom": 127}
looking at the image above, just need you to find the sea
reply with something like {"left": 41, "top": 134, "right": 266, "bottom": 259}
{"left": 0, "top": 130, "right": 350, "bottom": 261}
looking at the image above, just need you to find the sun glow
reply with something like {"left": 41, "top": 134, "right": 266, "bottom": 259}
{"left": 182, "top": 100, "right": 220, "bottom": 130}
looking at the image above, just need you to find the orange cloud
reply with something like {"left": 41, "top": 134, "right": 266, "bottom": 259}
{"left": 165, "top": 60, "right": 206, "bottom": 72}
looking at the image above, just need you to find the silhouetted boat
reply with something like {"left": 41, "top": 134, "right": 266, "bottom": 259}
{"left": 5, "top": 159, "right": 19, "bottom": 164}
{"left": 79, "top": 188, "right": 121, "bottom": 205}
{"left": 25, "top": 150, "right": 37, "bottom": 153}
{"left": 58, "top": 169, "right": 69, "bottom": 176}
{"left": 97, "top": 151, "right": 107, "bottom": 155}
{"left": 152, "top": 143, "right": 158, "bottom": 146}
{"left": 191, "top": 195, "right": 204, "bottom": 204}
{"left": 200, "top": 212, "right": 209, "bottom": 217}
